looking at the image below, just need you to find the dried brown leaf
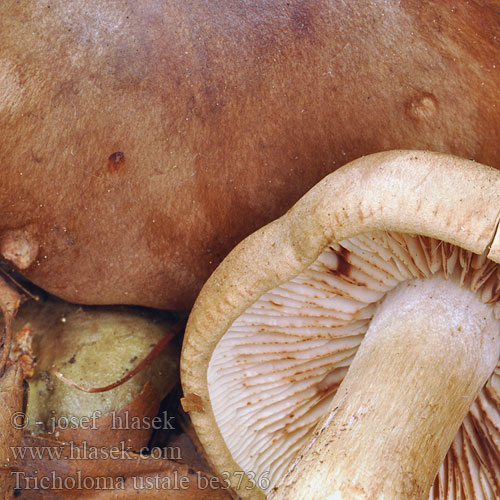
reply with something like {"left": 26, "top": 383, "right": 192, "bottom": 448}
{"left": 0, "top": 363, "right": 24, "bottom": 498}
{"left": 8, "top": 323, "right": 36, "bottom": 379}
{"left": 0, "top": 277, "right": 21, "bottom": 319}
{"left": 0, "top": 277, "right": 22, "bottom": 375}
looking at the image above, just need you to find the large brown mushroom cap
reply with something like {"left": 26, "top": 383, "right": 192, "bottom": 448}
{"left": 181, "top": 151, "right": 500, "bottom": 498}
{"left": 2, "top": 1, "right": 500, "bottom": 309}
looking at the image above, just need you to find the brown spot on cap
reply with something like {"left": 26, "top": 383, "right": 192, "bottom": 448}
{"left": 107, "top": 151, "right": 125, "bottom": 172}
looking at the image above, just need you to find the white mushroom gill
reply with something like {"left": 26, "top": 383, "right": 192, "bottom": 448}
{"left": 207, "top": 230, "right": 500, "bottom": 498}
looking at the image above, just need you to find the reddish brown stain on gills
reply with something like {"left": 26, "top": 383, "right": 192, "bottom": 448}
{"left": 329, "top": 247, "right": 351, "bottom": 278}
{"left": 107, "top": 151, "right": 125, "bottom": 172}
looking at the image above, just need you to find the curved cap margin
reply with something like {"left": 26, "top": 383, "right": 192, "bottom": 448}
{"left": 181, "top": 150, "right": 500, "bottom": 498}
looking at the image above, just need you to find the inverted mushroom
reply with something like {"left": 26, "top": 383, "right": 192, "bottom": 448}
{"left": 3, "top": 1, "right": 500, "bottom": 309}
{"left": 181, "top": 150, "right": 500, "bottom": 499}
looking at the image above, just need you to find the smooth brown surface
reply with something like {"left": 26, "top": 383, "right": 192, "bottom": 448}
{"left": 1, "top": 0, "right": 500, "bottom": 309}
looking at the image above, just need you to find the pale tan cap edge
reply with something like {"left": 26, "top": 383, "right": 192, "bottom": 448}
{"left": 181, "top": 150, "right": 500, "bottom": 499}
{"left": 487, "top": 223, "right": 500, "bottom": 262}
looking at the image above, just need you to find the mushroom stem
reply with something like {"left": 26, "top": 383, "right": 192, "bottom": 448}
{"left": 271, "top": 276, "right": 500, "bottom": 500}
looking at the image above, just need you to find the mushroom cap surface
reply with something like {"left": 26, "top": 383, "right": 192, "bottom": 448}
{"left": 181, "top": 150, "right": 500, "bottom": 498}
{"left": 2, "top": 1, "right": 500, "bottom": 309}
